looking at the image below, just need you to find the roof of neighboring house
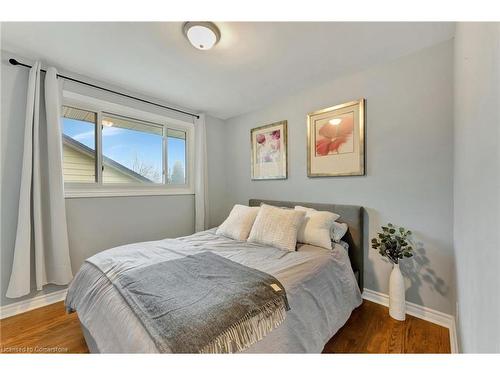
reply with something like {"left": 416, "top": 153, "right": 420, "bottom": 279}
{"left": 62, "top": 134, "right": 153, "bottom": 183}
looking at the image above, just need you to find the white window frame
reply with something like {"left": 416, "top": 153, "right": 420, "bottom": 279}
{"left": 62, "top": 91, "right": 195, "bottom": 198}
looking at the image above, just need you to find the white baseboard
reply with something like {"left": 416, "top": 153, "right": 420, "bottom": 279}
{"left": 362, "top": 288, "right": 458, "bottom": 353}
{"left": 0, "top": 289, "right": 68, "bottom": 319}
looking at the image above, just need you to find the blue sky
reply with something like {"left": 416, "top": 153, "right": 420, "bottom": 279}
{"left": 62, "top": 118, "right": 185, "bottom": 180}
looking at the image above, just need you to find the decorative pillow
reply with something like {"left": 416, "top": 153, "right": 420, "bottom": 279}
{"left": 247, "top": 204, "right": 306, "bottom": 252}
{"left": 294, "top": 206, "right": 340, "bottom": 250}
{"left": 330, "top": 222, "right": 349, "bottom": 243}
{"left": 294, "top": 205, "right": 340, "bottom": 221}
{"left": 216, "top": 204, "right": 260, "bottom": 241}
{"left": 338, "top": 240, "right": 349, "bottom": 252}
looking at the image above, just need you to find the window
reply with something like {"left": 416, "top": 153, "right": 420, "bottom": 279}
{"left": 60, "top": 93, "right": 194, "bottom": 197}
{"left": 62, "top": 107, "right": 97, "bottom": 183}
{"left": 167, "top": 129, "right": 186, "bottom": 185}
{"left": 101, "top": 114, "right": 164, "bottom": 184}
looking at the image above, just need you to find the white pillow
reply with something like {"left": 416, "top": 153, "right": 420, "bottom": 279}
{"left": 331, "top": 222, "right": 349, "bottom": 243}
{"left": 295, "top": 206, "right": 340, "bottom": 249}
{"left": 248, "top": 204, "right": 306, "bottom": 252}
{"left": 295, "top": 205, "right": 340, "bottom": 220}
{"left": 216, "top": 204, "right": 260, "bottom": 241}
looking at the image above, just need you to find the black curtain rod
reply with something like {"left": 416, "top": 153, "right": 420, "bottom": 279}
{"left": 9, "top": 58, "right": 200, "bottom": 119}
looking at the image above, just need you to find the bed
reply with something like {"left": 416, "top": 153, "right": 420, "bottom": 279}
{"left": 65, "top": 199, "right": 364, "bottom": 353}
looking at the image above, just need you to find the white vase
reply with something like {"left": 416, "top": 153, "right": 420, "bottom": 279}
{"left": 389, "top": 263, "right": 406, "bottom": 321}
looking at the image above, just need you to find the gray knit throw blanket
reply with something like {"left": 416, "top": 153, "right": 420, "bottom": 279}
{"left": 112, "top": 251, "right": 290, "bottom": 353}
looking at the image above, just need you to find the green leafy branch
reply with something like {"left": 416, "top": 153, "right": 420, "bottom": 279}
{"left": 371, "top": 223, "right": 414, "bottom": 264}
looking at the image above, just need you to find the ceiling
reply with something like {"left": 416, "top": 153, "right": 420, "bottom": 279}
{"left": 1, "top": 22, "right": 454, "bottom": 119}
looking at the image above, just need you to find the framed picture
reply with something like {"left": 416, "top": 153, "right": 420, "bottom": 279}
{"left": 251, "top": 120, "right": 287, "bottom": 180}
{"left": 307, "top": 99, "right": 365, "bottom": 177}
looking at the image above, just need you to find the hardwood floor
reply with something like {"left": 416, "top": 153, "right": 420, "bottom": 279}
{"left": 0, "top": 302, "right": 88, "bottom": 353}
{"left": 0, "top": 299, "right": 450, "bottom": 354}
{"left": 323, "top": 300, "right": 451, "bottom": 353}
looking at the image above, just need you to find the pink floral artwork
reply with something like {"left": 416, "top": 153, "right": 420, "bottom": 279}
{"left": 256, "top": 129, "right": 281, "bottom": 163}
{"left": 315, "top": 112, "right": 354, "bottom": 156}
{"left": 308, "top": 100, "right": 364, "bottom": 177}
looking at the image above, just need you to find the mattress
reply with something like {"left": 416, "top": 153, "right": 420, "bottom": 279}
{"left": 66, "top": 229, "right": 362, "bottom": 353}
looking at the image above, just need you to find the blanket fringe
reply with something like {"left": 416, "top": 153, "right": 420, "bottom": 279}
{"left": 199, "top": 297, "right": 287, "bottom": 354}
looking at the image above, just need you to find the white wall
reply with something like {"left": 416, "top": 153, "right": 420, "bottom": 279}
{"left": 221, "top": 41, "right": 455, "bottom": 314}
{"left": 454, "top": 23, "right": 500, "bottom": 353}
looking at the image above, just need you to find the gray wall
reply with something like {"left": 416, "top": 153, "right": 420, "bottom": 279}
{"left": 222, "top": 41, "right": 455, "bottom": 314}
{"left": 205, "top": 115, "right": 228, "bottom": 228}
{"left": 453, "top": 23, "right": 500, "bottom": 353}
{"left": 65, "top": 195, "right": 194, "bottom": 274}
{"left": 0, "top": 51, "right": 204, "bottom": 307}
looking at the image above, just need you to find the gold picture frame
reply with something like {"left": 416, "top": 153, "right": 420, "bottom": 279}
{"left": 307, "top": 99, "right": 365, "bottom": 177}
{"left": 251, "top": 120, "right": 288, "bottom": 180}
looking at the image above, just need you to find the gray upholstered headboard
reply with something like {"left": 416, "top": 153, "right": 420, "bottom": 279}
{"left": 249, "top": 199, "right": 365, "bottom": 292}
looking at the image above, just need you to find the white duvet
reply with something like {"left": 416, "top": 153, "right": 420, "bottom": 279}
{"left": 65, "top": 229, "right": 362, "bottom": 353}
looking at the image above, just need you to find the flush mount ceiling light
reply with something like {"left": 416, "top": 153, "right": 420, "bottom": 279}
{"left": 183, "top": 22, "right": 220, "bottom": 50}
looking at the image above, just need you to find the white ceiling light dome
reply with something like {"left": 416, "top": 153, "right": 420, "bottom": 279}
{"left": 183, "top": 22, "right": 221, "bottom": 50}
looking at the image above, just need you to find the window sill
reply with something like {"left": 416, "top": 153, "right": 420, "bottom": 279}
{"left": 64, "top": 187, "right": 194, "bottom": 199}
